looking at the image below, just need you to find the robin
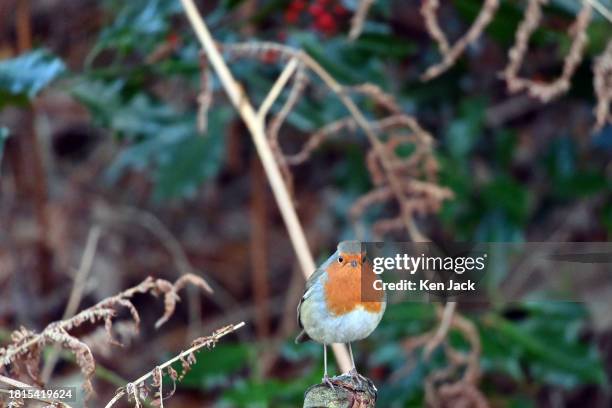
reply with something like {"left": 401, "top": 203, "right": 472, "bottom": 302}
{"left": 296, "top": 241, "right": 386, "bottom": 386}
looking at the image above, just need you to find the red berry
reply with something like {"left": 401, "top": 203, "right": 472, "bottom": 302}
{"left": 284, "top": 9, "right": 299, "bottom": 23}
{"left": 261, "top": 49, "right": 279, "bottom": 64}
{"left": 165, "top": 32, "right": 180, "bottom": 47}
{"left": 316, "top": 13, "right": 336, "bottom": 33}
{"left": 290, "top": 0, "right": 306, "bottom": 11}
{"left": 320, "top": 13, "right": 334, "bottom": 26}
{"left": 333, "top": 4, "right": 348, "bottom": 15}
{"left": 308, "top": 4, "right": 324, "bottom": 16}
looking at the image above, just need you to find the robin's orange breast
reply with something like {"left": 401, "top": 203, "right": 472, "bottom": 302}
{"left": 323, "top": 257, "right": 384, "bottom": 316}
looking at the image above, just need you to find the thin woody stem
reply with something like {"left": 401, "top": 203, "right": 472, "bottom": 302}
{"left": 258, "top": 57, "right": 299, "bottom": 120}
{"left": 584, "top": 0, "right": 612, "bottom": 23}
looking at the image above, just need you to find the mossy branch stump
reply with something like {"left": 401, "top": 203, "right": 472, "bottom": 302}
{"left": 303, "top": 374, "right": 377, "bottom": 408}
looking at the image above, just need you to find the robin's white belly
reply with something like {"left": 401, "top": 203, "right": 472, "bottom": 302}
{"left": 300, "top": 279, "right": 385, "bottom": 344}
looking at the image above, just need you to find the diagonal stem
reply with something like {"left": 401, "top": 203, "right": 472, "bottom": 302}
{"left": 258, "top": 57, "right": 299, "bottom": 120}
{"left": 584, "top": 0, "right": 612, "bottom": 23}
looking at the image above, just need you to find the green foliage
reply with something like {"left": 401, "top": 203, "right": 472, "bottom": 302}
{"left": 483, "top": 303, "right": 606, "bottom": 387}
{"left": 177, "top": 343, "right": 249, "bottom": 389}
{"left": 154, "top": 109, "right": 229, "bottom": 199}
{"left": 69, "top": 0, "right": 238, "bottom": 201}
{"left": 70, "top": 78, "right": 125, "bottom": 125}
{"left": 333, "top": 145, "right": 372, "bottom": 193}
{"left": 220, "top": 375, "right": 318, "bottom": 407}
{"left": 454, "top": 0, "right": 524, "bottom": 46}
{"left": 106, "top": 99, "right": 229, "bottom": 200}
{"left": 544, "top": 137, "right": 610, "bottom": 198}
{"left": 0, "top": 49, "right": 65, "bottom": 106}
{"left": 70, "top": 76, "right": 231, "bottom": 199}
{"left": 439, "top": 98, "right": 529, "bottom": 241}
{"left": 445, "top": 98, "right": 486, "bottom": 158}
{"left": 352, "top": 31, "right": 418, "bottom": 59}
{"left": 372, "top": 302, "right": 606, "bottom": 406}
{"left": 481, "top": 175, "right": 530, "bottom": 224}
{"left": 88, "top": 0, "right": 183, "bottom": 63}
{"left": 374, "top": 303, "right": 435, "bottom": 406}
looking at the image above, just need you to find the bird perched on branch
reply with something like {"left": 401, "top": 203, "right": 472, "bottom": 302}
{"left": 296, "top": 241, "right": 386, "bottom": 387}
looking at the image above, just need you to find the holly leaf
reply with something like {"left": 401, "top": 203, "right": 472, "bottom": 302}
{"left": 0, "top": 49, "right": 65, "bottom": 104}
{"left": 154, "top": 107, "right": 230, "bottom": 199}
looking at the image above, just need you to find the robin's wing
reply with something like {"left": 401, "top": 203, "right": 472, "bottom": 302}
{"left": 295, "top": 266, "right": 327, "bottom": 343}
{"left": 305, "top": 265, "right": 326, "bottom": 291}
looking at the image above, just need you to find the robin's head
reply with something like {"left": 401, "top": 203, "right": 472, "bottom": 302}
{"left": 323, "top": 241, "right": 383, "bottom": 316}
{"left": 336, "top": 240, "right": 366, "bottom": 268}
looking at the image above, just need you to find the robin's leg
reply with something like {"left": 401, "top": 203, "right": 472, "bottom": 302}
{"left": 322, "top": 344, "right": 335, "bottom": 388}
{"left": 348, "top": 342, "right": 356, "bottom": 371}
{"left": 348, "top": 342, "right": 358, "bottom": 377}
{"left": 348, "top": 343, "right": 367, "bottom": 385}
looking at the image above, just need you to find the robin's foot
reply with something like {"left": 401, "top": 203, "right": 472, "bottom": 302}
{"left": 349, "top": 368, "right": 368, "bottom": 386}
{"left": 322, "top": 374, "right": 335, "bottom": 389}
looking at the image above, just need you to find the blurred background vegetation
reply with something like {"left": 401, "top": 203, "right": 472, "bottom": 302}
{"left": 0, "top": 0, "right": 611, "bottom": 406}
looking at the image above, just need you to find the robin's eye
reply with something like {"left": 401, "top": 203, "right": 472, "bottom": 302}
{"left": 362, "top": 256, "right": 367, "bottom": 263}
{"left": 338, "top": 257, "right": 343, "bottom": 263}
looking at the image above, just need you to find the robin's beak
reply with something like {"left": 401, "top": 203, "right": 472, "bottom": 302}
{"left": 351, "top": 260, "right": 358, "bottom": 267}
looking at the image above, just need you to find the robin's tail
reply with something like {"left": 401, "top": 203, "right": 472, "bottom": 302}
{"left": 295, "top": 330, "right": 310, "bottom": 344}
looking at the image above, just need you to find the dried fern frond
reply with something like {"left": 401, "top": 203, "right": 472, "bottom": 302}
{"left": 350, "top": 180, "right": 453, "bottom": 237}
{"left": 421, "top": 0, "right": 451, "bottom": 56}
{"left": 423, "top": 312, "right": 486, "bottom": 408}
{"left": 421, "top": 0, "right": 500, "bottom": 81}
{"left": 0, "top": 274, "right": 213, "bottom": 401}
{"left": 593, "top": 39, "right": 612, "bottom": 131}
{"left": 104, "top": 322, "right": 245, "bottom": 408}
{"left": 501, "top": 0, "right": 592, "bottom": 102}
{"left": 346, "top": 83, "right": 403, "bottom": 113}
{"left": 285, "top": 117, "right": 357, "bottom": 165}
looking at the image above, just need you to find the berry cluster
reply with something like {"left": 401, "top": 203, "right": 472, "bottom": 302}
{"left": 284, "top": 0, "right": 348, "bottom": 36}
